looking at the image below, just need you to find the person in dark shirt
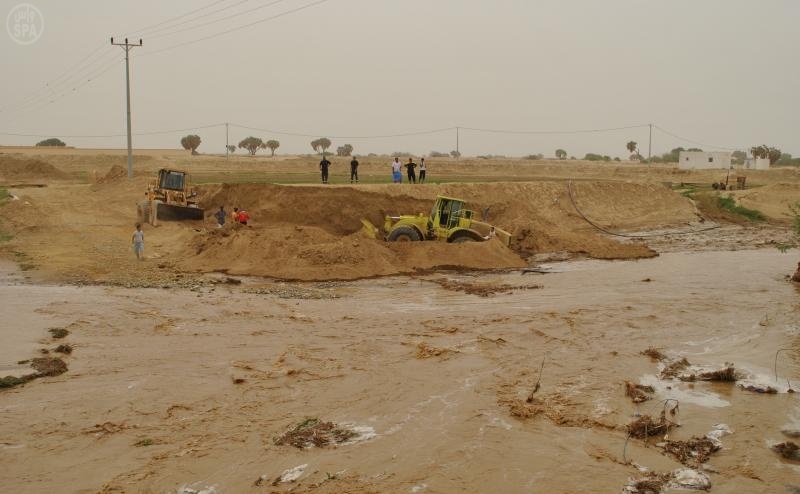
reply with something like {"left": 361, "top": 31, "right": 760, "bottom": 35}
{"left": 350, "top": 156, "right": 359, "bottom": 183}
{"left": 319, "top": 156, "right": 331, "bottom": 184}
{"left": 405, "top": 158, "right": 417, "bottom": 184}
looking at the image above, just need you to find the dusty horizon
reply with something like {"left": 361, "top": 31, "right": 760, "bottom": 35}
{"left": 1, "top": 0, "right": 798, "bottom": 157}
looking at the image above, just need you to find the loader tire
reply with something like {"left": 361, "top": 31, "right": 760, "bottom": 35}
{"left": 137, "top": 201, "right": 151, "bottom": 224}
{"left": 449, "top": 230, "right": 482, "bottom": 243}
{"left": 387, "top": 226, "right": 422, "bottom": 242}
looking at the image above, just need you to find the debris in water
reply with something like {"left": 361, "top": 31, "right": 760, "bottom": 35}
{"left": 1, "top": 357, "right": 69, "bottom": 389}
{"left": 477, "top": 334, "right": 507, "bottom": 346}
{"left": 621, "top": 472, "right": 671, "bottom": 493}
{"left": 0, "top": 375, "right": 30, "bottom": 388}
{"left": 274, "top": 418, "right": 358, "bottom": 449}
{"left": 272, "top": 463, "right": 308, "bottom": 485}
{"left": 627, "top": 412, "right": 673, "bottom": 439}
{"left": 705, "top": 423, "right": 732, "bottom": 445}
{"left": 526, "top": 356, "right": 546, "bottom": 402}
{"left": 30, "top": 357, "right": 67, "bottom": 377}
{"left": 54, "top": 344, "right": 73, "bottom": 354}
{"left": 670, "top": 468, "right": 711, "bottom": 490}
{"left": 415, "top": 342, "right": 458, "bottom": 359}
{"left": 622, "top": 468, "right": 710, "bottom": 493}
{"left": 660, "top": 358, "right": 690, "bottom": 379}
{"left": 679, "top": 365, "right": 737, "bottom": 383}
{"left": 737, "top": 382, "right": 778, "bottom": 394}
{"left": 48, "top": 327, "right": 69, "bottom": 339}
{"left": 772, "top": 441, "right": 800, "bottom": 460}
{"left": 625, "top": 381, "right": 655, "bottom": 403}
{"left": 432, "top": 279, "right": 541, "bottom": 297}
{"left": 658, "top": 436, "right": 720, "bottom": 467}
{"left": 641, "top": 347, "right": 667, "bottom": 361}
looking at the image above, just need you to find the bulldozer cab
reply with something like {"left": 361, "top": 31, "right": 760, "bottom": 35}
{"left": 158, "top": 169, "right": 188, "bottom": 191}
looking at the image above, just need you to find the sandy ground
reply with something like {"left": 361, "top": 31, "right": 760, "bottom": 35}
{"left": 1, "top": 151, "right": 799, "bottom": 493}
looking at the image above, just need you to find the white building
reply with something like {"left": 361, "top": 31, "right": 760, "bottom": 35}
{"left": 741, "top": 157, "right": 770, "bottom": 170}
{"left": 677, "top": 151, "right": 732, "bottom": 170}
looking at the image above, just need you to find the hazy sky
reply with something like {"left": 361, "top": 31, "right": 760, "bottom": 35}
{"left": 1, "top": 0, "right": 798, "bottom": 157}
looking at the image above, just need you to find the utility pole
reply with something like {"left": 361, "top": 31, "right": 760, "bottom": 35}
{"left": 648, "top": 123, "right": 653, "bottom": 162}
{"left": 225, "top": 122, "right": 229, "bottom": 160}
{"left": 111, "top": 37, "right": 142, "bottom": 179}
{"left": 456, "top": 126, "right": 460, "bottom": 156}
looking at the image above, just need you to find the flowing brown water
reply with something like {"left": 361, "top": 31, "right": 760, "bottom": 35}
{"left": 1, "top": 251, "right": 798, "bottom": 493}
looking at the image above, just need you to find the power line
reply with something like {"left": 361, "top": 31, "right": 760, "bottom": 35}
{"left": 142, "top": 0, "right": 259, "bottom": 39}
{"left": 0, "top": 123, "right": 225, "bottom": 139}
{"left": 458, "top": 124, "right": 650, "bottom": 135}
{"left": 0, "top": 46, "right": 117, "bottom": 113}
{"left": 20, "top": 57, "right": 123, "bottom": 115}
{"left": 125, "top": 0, "right": 232, "bottom": 36}
{"left": 138, "top": 0, "right": 333, "bottom": 58}
{"left": 654, "top": 125, "right": 737, "bottom": 151}
{"left": 148, "top": 0, "right": 290, "bottom": 40}
{"left": 231, "top": 123, "right": 455, "bottom": 139}
{"left": 0, "top": 0, "right": 245, "bottom": 113}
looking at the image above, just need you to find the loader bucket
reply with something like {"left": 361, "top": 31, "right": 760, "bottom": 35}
{"left": 156, "top": 203, "right": 205, "bottom": 221}
{"left": 360, "top": 218, "right": 379, "bottom": 239}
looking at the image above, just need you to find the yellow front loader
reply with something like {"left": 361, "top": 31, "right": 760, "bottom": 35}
{"left": 137, "top": 169, "right": 204, "bottom": 225}
{"left": 362, "top": 195, "right": 512, "bottom": 246}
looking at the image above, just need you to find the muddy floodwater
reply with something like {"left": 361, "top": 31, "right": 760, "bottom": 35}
{"left": 1, "top": 250, "right": 799, "bottom": 493}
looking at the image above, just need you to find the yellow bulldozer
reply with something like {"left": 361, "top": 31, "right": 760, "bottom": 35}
{"left": 362, "top": 195, "right": 512, "bottom": 246}
{"left": 137, "top": 169, "right": 204, "bottom": 225}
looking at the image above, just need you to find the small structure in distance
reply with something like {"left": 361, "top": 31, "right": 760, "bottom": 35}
{"left": 677, "top": 151, "right": 732, "bottom": 170}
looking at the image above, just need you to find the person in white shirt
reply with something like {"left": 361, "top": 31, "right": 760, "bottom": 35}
{"left": 419, "top": 157, "right": 427, "bottom": 183}
{"left": 391, "top": 157, "right": 402, "bottom": 183}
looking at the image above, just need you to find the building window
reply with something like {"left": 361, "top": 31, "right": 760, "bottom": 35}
{"left": 708, "top": 157, "right": 714, "bottom": 163}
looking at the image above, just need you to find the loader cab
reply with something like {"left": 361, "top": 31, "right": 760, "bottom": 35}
{"left": 429, "top": 196, "right": 472, "bottom": 237}
{"left": 158, "top": 169, "right": 188, "bottom": 191}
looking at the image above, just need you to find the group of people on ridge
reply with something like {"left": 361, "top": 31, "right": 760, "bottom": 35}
{"left": 319, "top": 156, "right": 361, "bottom": 184}
{"left": 390, "top": 157, "right": 426, "bottom": 184}
{"left": 319, "top": 155, "right": 428, "bottom": 184}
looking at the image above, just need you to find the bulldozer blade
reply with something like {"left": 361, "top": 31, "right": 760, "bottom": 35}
{"left": 156, "top": 203, "right": 205, "bottom": 221}
{"left": 360, "top": 218, "right": 379, "bottom": 239}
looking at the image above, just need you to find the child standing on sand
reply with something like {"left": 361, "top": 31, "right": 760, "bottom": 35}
{"left": 131, "top": 223, "right": 144, "bottom": 260}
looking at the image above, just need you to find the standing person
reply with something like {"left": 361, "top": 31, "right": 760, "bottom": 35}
{"left": 131, "top": 223, "right": 144, "bottom": 260}
{"left": 405, "top": 158, "right": 417, "bottom": 184}
{"left": 232, "top": 207, "right": 240, "bottom": 225}
{"left": 214, "top": 206, "right": 226, "bottom": 228}
{"left": 350, "top": 155, "right": 359, "bottom": 183}
{"left": 419, "top": 157, "right": 427, "bottom": 183}
{"left": 320, "top": 155, "right": 332, "bottom": 184}
{"left": 237, "top": 209, "right": 250, "bottom": 226}
{"left": 391, "top": 157, "right": 403, "bottom": 183}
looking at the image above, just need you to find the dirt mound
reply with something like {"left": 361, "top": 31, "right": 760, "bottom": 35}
{"left": 732, "top": 183, "right": 800, "bottom": 221}
{"left": 180, "top": 226, "right": 526, "bottom": 281}
{"left": 0, "top": 156, "right": 70, "bottom": 181}
{"left": 97, "top": 164, "right": 127, "bottom": 184}
{"left": 184, "top": 181, "right": 695, "bottom": 279}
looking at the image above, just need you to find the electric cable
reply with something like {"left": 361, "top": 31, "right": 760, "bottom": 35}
{"left": 567, "top": 180, "right": 720, "bottom": 238}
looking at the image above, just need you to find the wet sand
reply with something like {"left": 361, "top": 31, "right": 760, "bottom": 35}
{"left": 1, "top": 249, "right": 798, "bottom": 493}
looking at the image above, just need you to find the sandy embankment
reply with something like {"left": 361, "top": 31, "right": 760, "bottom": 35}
{"left": 4, "top": 154, "right": 790, "bottom": 283}
{"left": 180, "top": 181, "right": 698, "bottom": 280}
